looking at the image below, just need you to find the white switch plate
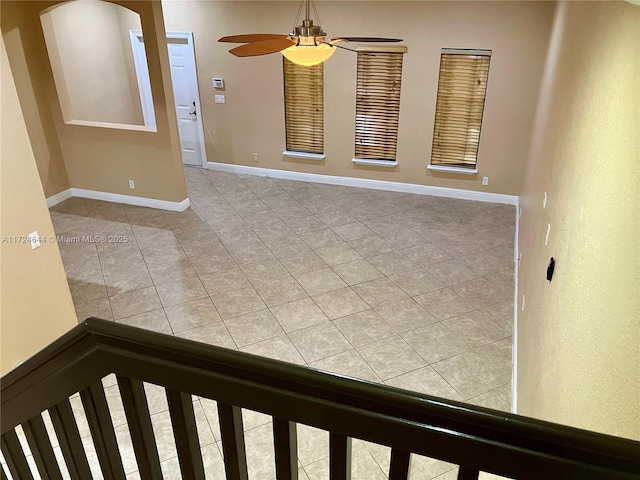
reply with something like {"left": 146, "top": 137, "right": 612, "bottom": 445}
{"left": 482, "top": 177, "right": 489, "bottom": 186}
{"left": 212, "top": 77, "right": 224, "bottom": 88}
{"left": 129, "top": 180, "right": 135, "bottom": 189}
{"left": 29, "top": 231, "right": 41, "bottom": 250}
{"left": 215, "top": 95, "right": 226, "bottom": 104}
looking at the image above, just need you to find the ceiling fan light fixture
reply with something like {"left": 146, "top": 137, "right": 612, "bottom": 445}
{"left": 281, "top": 40, "right": 335, "bottom": 66}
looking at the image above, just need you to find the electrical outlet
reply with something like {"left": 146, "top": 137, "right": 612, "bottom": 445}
{"left": 215, "top": 95, "right": 226, "bottom": 104}
{"left": 129, "top": 180, "right": 135, "bottom": 189}
{"left": 482, "top": 177, "right": 489, "bottom": 186}
{"left": 29, "top": 231, "right": 41, "bottom": 250}
{"left": 253, "top": 153, "right": 259, "bottom": 163}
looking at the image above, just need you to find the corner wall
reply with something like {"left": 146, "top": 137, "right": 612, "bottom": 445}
{"left": 517, "top": 1, "right": 640, "bottom": 440}
{"left": 1, "top": 0, "right": 187, "bottom": 203}
{"left": 1, "top": 34, "right": 77, "bottom": 376}
{"left": 162, "top": 0, "right": 555, "bottom": 196}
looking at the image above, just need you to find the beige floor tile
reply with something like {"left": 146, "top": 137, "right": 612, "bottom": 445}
{"left": 348, "top": 235, "right": 394, "bottom": 258}
{"left": 401, "top": 322, "right": 470, "bottom": 364}
{"left": 224, "top": 309, "right": 284, "bottom": 347}
{"left": 281, "top": 251, "right": 329, "bottom": 276}
{"left": 295, "top": 268, "right": 348, "bottom": 296}
{"left": 264, "top": 235, "right": 311, "bottom": 259}
{"left": 146, "top": 257, "right": 197, "bottom": 286}
{"left": 312, "top": 287, "right": 370, "bottom": 320}
{"left": 228, "top": 242, "right": 276, "bottom": 265}
{"left": 453, "top": 278, "right": 507, "bottom": 309}
{"left": 480, "top": 300, "right": 514, "bottom": 332}
{"left": 431, "top": 351, "right": 509, "bottom": 400}
{"left": 389, "top": 267, "right": 444, "bottom": 296}
{"left": 200, "top": 266, "right": 251, "bottom": 297}
{"left": 244, "top": 423, "right": 276, "bottom": 479}
{"left": 164, "top": 297, "right": 222, "bottom": 333}
{"left": 368, "top": 251, "right": 418, "bottom": 276}
{"left": 104, "top": 269, "right": 153, "bottom": 297}
{"left": 174, "top": 322, "right": 237, "bottom": 349}
{"left": 410, "top": 455, "right": 458, "bottom": 480}
{"left": 310, "top": 350, "right": 381, "bottom": 383}
{"left": 374, "top": 298, "right": 438, "bottom": 333}
{"left": 413, "top": 287, "right": 476, "bottom": 321}
{"left": 442, "top": 311, "right": 511, "bottom": 348}
{"left": 188, "top": 250, "right": 238, "bottom": 276}
{"left": 468, "top": 383, "right": 512, "bottom": 412}
{"left": 315, "top": 243, "right": 362, "bottom": 266}
{"left": 270, "top": 297, "right": 329, "bottom": 333}
{"left": 316, "top": 210, "right": 356, "bottom": 227}
{"left": 385, "top": 366, "right": 462, "bottom": 401}
{"left": 75, "top": 297, "right": 113, "bottom": 322}
{"left": 117, "top": 309, "right": 172, "bottom": 334}
{"left": 288, "top": 322, "right": 352, "bottom": 363}
{"left": 210, "top": 287, "right": 267, "bottom": 319}
{"left": 331, "top": 222, "right": 376, "bottom": 242}
{"left": 240, "top": 259, "right": 291, "bottom": 285}
{"left": 155, "top": 276, "right": 208, "bottom": 307}
{"left": 474, "top": 337, "right": 514, "bottom": 378}
{"left": 332, "top": 259, "right": 384, "bottom": 286}
{"left": 240, "top": 335, "right": 306, "bottom": 365}
{"left": 458, "top": 250, "right": 510, "bottom": 276}
{"left": 254, "top": 276, "right": 308, "bottom": 307}
{"left": 297, "top": 424, "right": 329, "bottom": 467}
{"left": 284, "top": 215, "right": 326, "bottom": 234}
{"left": 401, "top": 244, "right": 452, "bottom": 267}
{"left": 352, "top": 277, "right": 410, "bottom": 308}
{"left": 333, "top": 310, "right": 395, "bottom": 347}
{"left": 300, "top": 227, "right": 344, "bottom": 249}
{"left": 428, "top": 259, "right": 479, "bottom": 287}
{"left": 357, "top": 335, "right": 426, "bottom": 381}
{"left": 110, "top": 286, "right": 162, "bottom": 320}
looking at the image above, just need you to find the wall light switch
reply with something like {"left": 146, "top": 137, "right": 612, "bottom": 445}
{"left": 215, "top": 95, "right": 226, "bottom": 104}
{"left": 212, "top": 77, "right": 224, "bottom": 88}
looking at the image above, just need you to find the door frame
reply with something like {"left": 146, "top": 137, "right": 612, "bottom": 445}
{"left": 130, "top": 30, "right": 208, "bottom": 167}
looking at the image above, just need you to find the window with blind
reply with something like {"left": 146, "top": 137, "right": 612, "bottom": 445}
{"left": 430, "top": 49, "right": 491, "bottom": 173}
{"left": 354, "top": 49, "right": 405, "bottom": 166}
{"left": 283, "top": 58, "right": 324, "bottom": 157}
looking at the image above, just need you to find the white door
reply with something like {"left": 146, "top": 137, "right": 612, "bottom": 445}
{"left": 130, "top": 31, "right": 207, "bottom": 167}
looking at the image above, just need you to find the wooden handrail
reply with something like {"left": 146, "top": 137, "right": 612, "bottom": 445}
{"left": 2, "top": 318, "right": 639, "bottom": 480}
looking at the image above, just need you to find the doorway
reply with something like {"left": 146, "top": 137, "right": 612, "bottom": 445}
{"left": 130, "top": 31, "right": 207, "bottom": 167}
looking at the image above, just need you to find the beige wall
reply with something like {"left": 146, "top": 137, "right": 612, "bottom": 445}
{"left": 1, "top": 2, "right": 70, "bottom": 198}
{"left": 0, "top": 35, "right": 77, "bottom": 376}
{"left": 517, "top": 1, "right": 640, "bottom": 440}
{"left": 2, "top": 0, "right": 187, "bottom": 203}
{"left": 41, "top": 0, "right": 143, "bottom": 125}
{"left": 162, "top": 1, "right": 555, "bottom": 196}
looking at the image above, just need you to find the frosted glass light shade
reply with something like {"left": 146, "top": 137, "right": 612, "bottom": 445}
{"left": 281, "top": 43, "right": 336, "bottom": 66}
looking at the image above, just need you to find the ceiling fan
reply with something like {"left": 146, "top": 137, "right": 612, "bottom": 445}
{"left": 218, "top": 0, "right": 402, "bottom": 66}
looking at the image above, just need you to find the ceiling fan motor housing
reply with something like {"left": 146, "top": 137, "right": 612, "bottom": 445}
{"left": 292, "top": 19, "right": 326, "bottom": 45}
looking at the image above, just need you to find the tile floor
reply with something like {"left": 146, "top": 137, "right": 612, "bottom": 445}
{"left": 37, "top": 167, "right": 515, "bottom": 479}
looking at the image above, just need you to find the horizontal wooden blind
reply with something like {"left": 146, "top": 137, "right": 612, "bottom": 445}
{"left": 431, "top": 50, "right": 491, "bottom": 169}
{"left": 283, "top": 58, "right": 324, "bottom": 155}
{"left": 355, "top": 52, "right": 404, "bottom": 162}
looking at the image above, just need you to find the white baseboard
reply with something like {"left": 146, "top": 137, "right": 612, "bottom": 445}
{"left": 206, "top": 162, "right": 519, "bottom": 205}
{"left": 511, "top": 205, "right": 521, "bottom": 414}
{"left": 47, "top": 188, "right": 190, "bottom": 212}
{"left": 46, "top": 188, "right": 73, "bottom": 207}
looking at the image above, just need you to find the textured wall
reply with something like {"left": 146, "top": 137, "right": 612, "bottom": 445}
{"left": 162, "top": 0, "right": 555, "bottom": 196}
{"left": 1, "top": 35, "right": 77, "bottom": 375}
{"left": 517, "top": 1, "right": 640, "bottom": 440}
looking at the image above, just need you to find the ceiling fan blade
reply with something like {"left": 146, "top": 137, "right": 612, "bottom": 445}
{"left": 219, "top": 34, "right": 288, "bottom": 43}
{"left": 229, "top": 38, "right": 296, "bottom": 57}
{"left": 331, "top": 37, "right": 403, "bottom": 43}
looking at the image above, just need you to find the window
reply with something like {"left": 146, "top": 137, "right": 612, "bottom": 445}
{"left": 353, "top": 48, "right": 406, "bottom": 166}
{"left": 283, "top": 58, "right": 324, "bottom": 159}
{"left": 429, "top": 49, "right": 491, "bottom": 173}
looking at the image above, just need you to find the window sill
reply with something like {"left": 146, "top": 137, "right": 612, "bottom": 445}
{"left": 427, "top": 164, "right": 478, "bottom": 175}
{"left": 283, "top": 151, "right": 325, "bottom": 160}
{"left": 352, "top": 158, "right": 398, "bottom": 167}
